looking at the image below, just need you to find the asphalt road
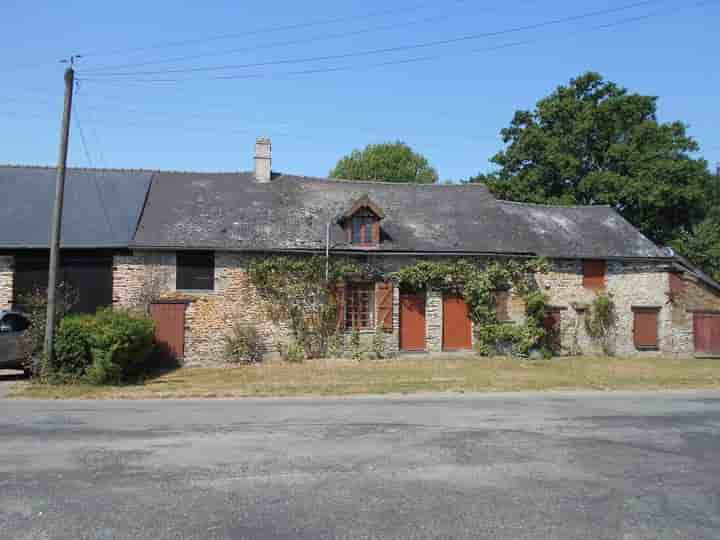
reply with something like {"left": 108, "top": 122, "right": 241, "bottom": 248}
{"left": 1, "top": 391, "right": 719, "bottom": 540}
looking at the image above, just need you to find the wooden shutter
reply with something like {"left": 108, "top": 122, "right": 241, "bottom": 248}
{"left": 583, "top": 260, "right": 606, "bottom": 290}
{"left": 633, "top": 307, "right": 659, "bottom": 349}
{"left": 494, "top": 290, "right": 511, "bottom": 322}
{"left": 669, "top": 272, "right": 685, "bottom": 297}
{"left": 372, "top": 220, "right": 381, "bottom": 245}
{"left": 334, "top": 282, "right": 346, "bottom": 330}
{"left": 376, "top": 282, "right": 394, "bottom": 331}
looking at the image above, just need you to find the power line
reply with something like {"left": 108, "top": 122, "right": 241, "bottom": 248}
{"left": 73, "top": 85, "right": 116, "bottom": 241}
{"left": 78, "top": 0, "right": 704, "bottom": 85}
{"left": 79, "top": 0, "right": 664, "bottom": 78}
{"left": 80, "top": 5, "right": 473, "bottom": 74}
{"left": 79, "top": 0, "right": 451, "bottom": 59}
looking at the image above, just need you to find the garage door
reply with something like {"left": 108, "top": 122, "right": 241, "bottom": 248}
{"left": 694, "top": 312, "right": 720, "bottom": 356}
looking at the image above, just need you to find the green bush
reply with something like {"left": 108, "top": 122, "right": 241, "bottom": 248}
{"left": 285, "top": 340, "right": 305, "bottom": 363}
{"left": 54, "top": 315, "right": 95, "bottom": 377}
{"left": 224, "top": 323, "right": 263, "bottom": 364}
{"left": 52, "top": 308, "right": 155, "bottom": 384}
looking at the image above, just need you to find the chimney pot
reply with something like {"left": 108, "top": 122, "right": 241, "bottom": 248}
{"left": 254, "top": 137, "right": 272, "bottom": 182}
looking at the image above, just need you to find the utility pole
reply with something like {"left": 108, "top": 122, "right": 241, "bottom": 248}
{"left": 44, "top": 65, "right": 75, "bottom": 365}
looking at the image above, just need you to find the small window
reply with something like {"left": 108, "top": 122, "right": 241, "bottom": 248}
{"left": 350, "top": 209, "right": 377, "bottom": 245}
{"left": 583, "top": 260, "right": 606, "bottom": 290}
{"left": 633, "top": 307, "right": 660, "bottom": 349}
{"left": 346, "top": 283, "right": 375, "bottom": 329}
{"left": 176, "top": 251, "right": 215, "bottom": 291}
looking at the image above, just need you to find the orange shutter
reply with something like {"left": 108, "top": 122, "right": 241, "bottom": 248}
{"left": 669, "top": 272, "right": 685, "bottom": 296}
{"left": 334, "top": 282, "right": 346, "bottom": 330}
{"left": 375, "top": 282, "right": 394, "bottom": 331}
{"left": 372, "top": 220, "right": 381, "bottom": 245}
{"left": 583, "top": 260, "right": 606, "bottom": 290}
{"left": 633, "top": 307, "right": 659, "bottom": 349}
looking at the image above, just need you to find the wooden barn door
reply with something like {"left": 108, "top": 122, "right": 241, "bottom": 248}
{"left": 150, "top": 302, "right": 187, "bottom": 361}
{"left": 443, "top": 294, "right": 472, "bottom": 351}
{"left": 694, "top": 312, "right": 720, "bottom": 356}
{"left": 400, "top": 292, "right": 426, "bottom": 352}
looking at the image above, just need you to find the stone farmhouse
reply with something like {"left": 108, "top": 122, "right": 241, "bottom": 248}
{"left": 2, "top": 138, "right": 720, "bottom": 364}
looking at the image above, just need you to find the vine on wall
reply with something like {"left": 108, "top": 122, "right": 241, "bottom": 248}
{"left": 247, "top": 256, "right": 358, "bottom": 359}
{"left": 393, "top": 258, "right": 552, "bottom": 357}
{"left": 248, "top": 255, "right": 553, "bottom": 359}
{"left": 584, "top": 294, "right": 617, "bottom": 355}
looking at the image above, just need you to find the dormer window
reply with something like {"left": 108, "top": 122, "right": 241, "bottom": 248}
{"left": 340, "top": 195, "right": 385, "bottom": 247}
{"left": 351, "top": 209, "right": 377, "bottom": 245}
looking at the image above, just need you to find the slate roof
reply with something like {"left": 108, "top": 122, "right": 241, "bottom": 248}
{"left": 0, "top": 166, "right": 153, "bottom": 248}
{"left": 132, "top": 171, "right": 669, "bottom": 259}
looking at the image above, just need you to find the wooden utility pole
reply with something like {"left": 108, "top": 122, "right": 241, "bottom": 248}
{"left": 44, "top": 65, "right": 74, "bottom": 364}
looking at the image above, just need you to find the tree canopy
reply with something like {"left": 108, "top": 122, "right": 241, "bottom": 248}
{"left": 469, "top": 72, "right": 711, "bottom": 245}
{"left": 330, "top": 141, "right": 438, "bottom": 184}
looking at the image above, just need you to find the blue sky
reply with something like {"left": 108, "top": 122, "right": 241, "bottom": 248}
{"left": 2, "top": 0, "right": 719, "bottom": 181}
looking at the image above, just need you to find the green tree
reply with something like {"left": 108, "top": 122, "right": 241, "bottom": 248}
{"left": 470, "top": 72, "right": 710, "bottom": 244}
{"left": 672, "top": 216, "right": 720, "bottom": 282}
{"left": 330, "top": 141, "right": 438, "bottom": 183}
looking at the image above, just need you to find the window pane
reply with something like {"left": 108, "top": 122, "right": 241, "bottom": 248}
{"left": 345, "top": 283, "right": 375, "bottom": 329}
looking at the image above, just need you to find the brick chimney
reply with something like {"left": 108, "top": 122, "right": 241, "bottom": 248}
{"left": 254, "top": 137, "right": 272, "bottom": 182}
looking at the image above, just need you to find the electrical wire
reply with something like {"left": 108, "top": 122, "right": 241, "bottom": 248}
{"left": 73, "top": 84, "right": 117, "bottom": 241}
{"left": 80, "top": 0, "right": 664, "bottom": 78}
{"left": 79, "top": 0, "right": 456, "bottom": 59}
{"left": 78, "top": 0, "right": 704, "bottom": 85}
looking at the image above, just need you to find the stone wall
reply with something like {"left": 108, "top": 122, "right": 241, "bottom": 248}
{"left": 111, "top": 251, "right": 720, "bottom": 364}
{"left": 0, "top": 255, "right": 13, "bottom": 310}
{"left": 668, "top": 273, "right": 720, "bottom": 356}
{"left": 533, "top": 260, "right": 673, "bottom": 356}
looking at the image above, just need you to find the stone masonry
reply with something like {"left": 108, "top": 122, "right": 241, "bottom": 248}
{"left": 111, "top": 251, "right": 718, "bottom": 365}
{"left": 0, "top": 255, "right": 13, "bottom": 311}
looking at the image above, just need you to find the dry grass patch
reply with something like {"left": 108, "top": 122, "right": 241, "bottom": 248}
{"left": 10, "top": 355, "right": 720, "bottom": 399}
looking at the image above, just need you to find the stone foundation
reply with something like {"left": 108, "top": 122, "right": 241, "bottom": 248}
{"left": 0, "top": 255, "right": 13, "bottom": 310}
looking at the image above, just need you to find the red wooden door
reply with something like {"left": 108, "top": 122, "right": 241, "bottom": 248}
{"left": 443, "top": 294, "right": 472, "bottom": 350}
{"left": 400, "top": 293, "right": 426, "bottom": 351}
{"left": 694, "top": 312, "right": 720, "bottom": 355}
{"left": 150, "top": 302, "right": 187, "bottom": 361}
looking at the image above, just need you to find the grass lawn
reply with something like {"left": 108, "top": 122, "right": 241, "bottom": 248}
{"left": 9, "top": 355, "right": 720, "bottom": 399}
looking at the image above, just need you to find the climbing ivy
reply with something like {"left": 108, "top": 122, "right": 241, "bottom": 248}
{"left": 247, "top": 256, "right": 358, "bottom": 359}
{"left": 584, "top": 293, "right": 617, "bottom": 355}
{"left": 393, "top": 258, "right": 552, "bottom": 357}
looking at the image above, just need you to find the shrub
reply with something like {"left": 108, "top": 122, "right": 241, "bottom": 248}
{"left": 50, "top": 308, "right": 155, "bottom": 384}
{"left": 326, "top": 331, "right": 344, "bottom": 358}
{"left": 372, "top": 326, "right": 386, "bottom": 359}
{"left": 224, "top": 323, "right": 263, "bottom": 364}
{"left": 585, "top": 294, "right": 617, "bottom": 355}
{"left": 54, "top": 315, "right": 95, "bottom": 377}
{"left": 285, "top": 340, "right": 305, "bottom": 363}
{"left": 350, "top": 326, "right": 362, "bottom": 361}
{"left": 89, "top": 308, "right": 155, "bottom": 383}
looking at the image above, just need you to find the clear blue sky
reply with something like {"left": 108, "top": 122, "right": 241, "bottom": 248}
{"left": 2, "top": 0, "right": 719, "bottom": 181}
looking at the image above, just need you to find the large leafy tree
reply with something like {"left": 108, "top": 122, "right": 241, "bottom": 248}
{"left": 330, "top": 141, "right": 438, "bottom": 183}
{"left": 470, "top": 72, "right": 711, "bottom": 244}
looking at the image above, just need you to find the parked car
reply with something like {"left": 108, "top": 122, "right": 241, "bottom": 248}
{"left": 0, "top": 310, "right": 30, "bottom": 372}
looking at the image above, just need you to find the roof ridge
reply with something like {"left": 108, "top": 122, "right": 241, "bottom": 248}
{"left": 498, "top": 199, "right": 613, "bottom": 210}
{"left": 280, "top": 173, "right": 490, "bottom": 188}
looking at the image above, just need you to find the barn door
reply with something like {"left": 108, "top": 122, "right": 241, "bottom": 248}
{"left": 694, "top": 312, "right": 720, "bottom": 356}
{"left": 443, "top": 294, "right": 472, "bottom": 351}
{"left": 400, "top": 292, "right": 426, "bottom": 352}
{"left": 150, "top": 302, "right": 187, "bottom": 361}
